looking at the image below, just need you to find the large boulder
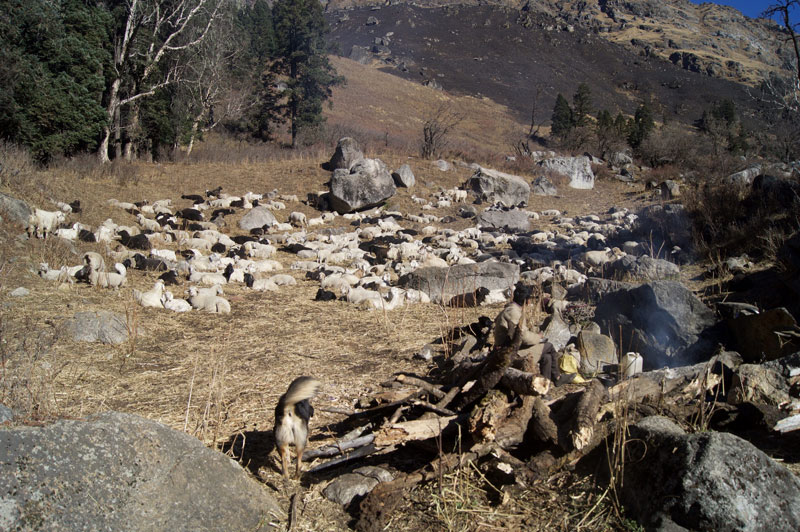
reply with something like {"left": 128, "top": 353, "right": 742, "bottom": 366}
{"left": 593, "top": 280, "right": 720, "bottom": 368}
{"left": 0, "top": 192, "right": 32, "bottom": 227}
{"left": 62, "top": 310, "right": 129, "bottom": 345}
{"left": 400, "top": 261, "right": 519, "bottom": 304}
{"left": 0, "top": 412, "right": 279, "bottom": 531}
{"left": 476, "top": 208, "right": 530, "bottom": 233}
{"left": 725, "top": 165, "right": 762, "bottom": 186}
{"left": 465, "top": 167, "right": 530, "bottom": 207}
{"left": 577, "top": 331, "right": 617, "bottom": 374}
{"left": 621, "top": 416, "right": 800, "bottom": 532}
{"left": 727, "top": 307, "right": 800, "bottom": 362}
{"left": 532, "top": 176, "right": 557, "bottom": 196}
{"left": 329, "top": 158, "right": 396, "bottom": 214}
{"left": 327, "top": 137, "right": 364, "bottom": 171}
{"left": 239, "top": 205, "right": 277, "bottom": 231}
{"left": 633, "top": 204, "right": 693, "bottom": 251}
{"left": 606, "top": 255, "right": 681, "bottom": 281}
{"left": 538, "top": 156, "right": 595, "bottom": 189}
{"left": 391, "top": 164, "right": 415, "bottom": 188}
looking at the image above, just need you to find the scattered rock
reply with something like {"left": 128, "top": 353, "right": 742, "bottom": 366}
{"left": 323, "top": 466, "right": 394, "bottom": 506}
{"left": 622, "top": 416, "right": 800, "bottom": 532}
{"left": 532, "top": 176, "right": 557, "bottom": 196}
{"left": 239, "top": 206, "right": 277, "bottom": 231}
{"left": 366, "top": 16, "right": 379, "bottom": 26}
{"left": 538, "top": 156, "right": 595, "bottom": 190}
{"left": 62, "top": 310, "right": 129, "bottom": 345}
{"left": 577, "top": 331, "right": 618, "bottom": 374}
{"left": 0, "top": 404, "right": 13, "bottom": 423}
{"left": 400, "top": 261, "right": 519, "bottom": 304}
{"left": 726, "top": 165, "right": 761, "bottom": 186}
{"left": 606, "top": 255, "right": 681, "bottom": 281}
{"left": 542, "top": 310, "right": 572, "bottom": 351}
{"left": 391, "top": 164, "right": 415, "bottom": 188}
{"left": 0, "top": 192, "right": 32, "bottom": 227}
{"left": 476, "top": 208, "right": 530, "bottom": 233}
{"left": 727, "top": 307, "right": 800, "bottom": 362}
{"left": 466, "top": 167, "right": 530, "bottom": 207}
{"left": 329, "top": 158, "right": 397, "bottom": 214}
{"left": 434, "top": 159, "right": 451, "bottom": 171}
{"left": 593, "top": 280, "right": 720, "bottom": 368}
{"left": 348, "top": 45, "right": 372, "bottom": 65}
{"left": 9, "top": 287, "right": 29, "bottom": 297}
{"left": 659, "top": 179, "right": 681, "bottom": 199}
{"left": 608, "top": 151, "right": 633, "bottom": 167}
{"left": 0, "top": 412, "right": 280, "bottom": 531}
{"left": 328, "top": 137, "right": 364, "bottom": 171}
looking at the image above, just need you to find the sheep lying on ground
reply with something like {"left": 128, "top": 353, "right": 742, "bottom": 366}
{"left": 38, "top": 263, "right": 80, "bottom": 283}
{"left": 134, "top": 280, "right": 165, "bottom": 308}
{"left": 27, "top": 209, "right": 66, "bottom": 239}
{"left": 187, "top": 285, "right": 231, "bottom": 313}
{"left": 162, "top": 291, "right": 192, "bottom": 312}
{"left": 90, "top": 263, "right": 127, "bottom": 289}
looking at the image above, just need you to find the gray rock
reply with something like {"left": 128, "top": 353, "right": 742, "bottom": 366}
{"left": 466, "top": 167, "right": 530, "bottom": 207}
{"left": 366, "top": 15, "right": 379, "bottom": 25}
{"left": 622, "top": 416, "right": 800, "bottom": 532}
{"left": 0, "top": 192, "right": 32, "bottom": 227}
{"left": 634, "top": 204, "right": 693, "bottom": 251}
{"left": 458, "top": 205, "right": 477, "bottom": 218}
{"left": 329, "top": 158, "right": 396, "bottom": 214}
{"left": 532, "top": 176, "right": 557, "bottom": 196}
{"left": 354, "top": 465, "right": 394, "bottom": 483}
{"left": 727, "top": 307, "right": 800, "bottom": 362}
{"left": 606, "top": 255, "right": 681, "bottom": 281}
{"left": 578, "top": 331, "right": 618, "bottom": 374}
{"left": 391, "top": 164, "right": 415, "bottom": 188}
{"left": 542, "top": 311, "right": 572, "bottom": 351}
{"left": 476, "top": 208, "right": 530, "bottom": 233}
{"left": 9, "top": 287, "right": 29, "bottom": 297}
{"left": 593, "top": 280, "right": 720, "bottom": 368}
{"left": 0, "top": 412, "right": 279, "bottom": 531}
{"left": 400, "top": 261, "right": 519, "bottom": 304}
{"left": 538, "top": 156, "right": 595, "bottom": 190}
{"left": 659, "top": 179, "right": 681, "bottom": 199}
{"left": 0, "top": 404, "right": 12, "bottom": 423}
{"left": 349, "top": 45, "right": 372, "bottom": 65}
{"left": 62, "top": 311, "right": 129, "bottom": 345}
{"left": 434, "top": 159, "right": 451, "bottom": 171}
{"left": 323, "top": 473, "right": 378, "bottom": 506}
{"left": 729, "top": 362, "right": 793, "bottom": 407}
{"left": 328, "top": 137, "right": 364, "bottom": 171}
{"left": 726, "top": 165, "right": 761, "bottom": 186}
{"left": 608, "top": 151, "right": 633, "bottom": 167}
{"left": 238, "top": 206, "right": 277, "bottom": 231}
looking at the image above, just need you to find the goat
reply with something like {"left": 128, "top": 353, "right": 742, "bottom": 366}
{"left": 134, "top": 280, "right": 165, "bottom": 308}
{"left": 27, "top": 209, "right": 66, "bottom": 239}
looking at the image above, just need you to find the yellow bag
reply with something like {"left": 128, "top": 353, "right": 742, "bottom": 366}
{"left": 559, "top": 354, "right": 587, "bottom": 383}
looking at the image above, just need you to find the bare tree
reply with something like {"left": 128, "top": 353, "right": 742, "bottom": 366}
{"left": 761, "top": 1, "right": 800, "bottom": 112}
{"left": 420, "top": 103, "right": 463, "bottom": 159}
{"left": 98, "top": 0, "right": 223, "bottom": 163}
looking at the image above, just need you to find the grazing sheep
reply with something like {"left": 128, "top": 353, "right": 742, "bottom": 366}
{"left": 90, "top": 263, "right": 127, "bottom": 289}
{"left": 134, "top": 280, "right": 165, "bottom": 308}
{"left": 82, "top": 252, "right": 106, "bottom": 274}
{"left": 27, "top": 209, "right": 67, "bottom": 239}
{"left": 289, "top": 211, "right": 308, "bottom": 228}
{"left": 136, "top": 213, "right": 161, "bottom": 232}
{"left": 162, "top": 291, "right": 192, "bottom": 312}
{"left": 187, "top": 285, "right": 231, "bottom": 313}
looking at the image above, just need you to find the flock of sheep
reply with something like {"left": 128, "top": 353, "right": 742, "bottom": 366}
{"left": 28, "top": 174, "right": 647, "bottom": 315}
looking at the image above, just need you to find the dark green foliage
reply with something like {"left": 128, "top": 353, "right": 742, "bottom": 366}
{"left": 572, "top": 83, "right": 592, "bottom": 128}
{"left": 550, "top": 93, "right": 574, "bottom": 139}
{"left": 627, "top": 102, "right": 655, "bottom": 150}
{"left": 270, "top": 0, "right": 343, "bottom": 147}
{"left": 0, "top": 0, "right": 112, "bottom": 162}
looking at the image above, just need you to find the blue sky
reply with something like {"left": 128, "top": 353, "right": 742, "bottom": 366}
{"left": 690, "top": 1, "right": 792, "bottom": 20}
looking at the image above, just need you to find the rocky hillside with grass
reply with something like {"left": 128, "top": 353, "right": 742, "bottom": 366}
{"left": 325, "top": 0, "right": 792, "bottom": 87}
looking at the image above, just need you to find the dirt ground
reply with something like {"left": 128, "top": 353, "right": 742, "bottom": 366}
{"left": 1, "top": 151, "right": 669, "bottom": 531}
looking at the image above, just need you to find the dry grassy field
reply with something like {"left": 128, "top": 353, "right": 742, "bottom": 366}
{"left": 0, "top": 58, "right": 654, "bottom": 531}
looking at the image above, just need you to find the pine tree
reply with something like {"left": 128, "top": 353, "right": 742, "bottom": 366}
{"left": 628, "top": 102, "right": 655, "bottom": 150}
{"left": 271, "top": 0, "right": 342, "bottom": 147}
{"left": 572, "top": 83, "right": 593, "bottom": 128}
{"left": 550, "top": 93, "right": 574, "bottom": 140}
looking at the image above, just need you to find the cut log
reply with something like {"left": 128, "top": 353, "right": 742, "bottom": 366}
{"left": 774, "top": 413, "right": 800, "bottom": 433}
{"left": 396, "top": 374, "right": 446, "bottom": 399}
{"left": 374, "top": 415, "right": 459, "bottom": 448}
{"left": 501, "top": 367, "right": 551, "bottom": 396}
{"left": 527, "top": 396, "right": 559, "bottom": 447}
{"left": 468, "top": 390, "right": 512, "bottom": 443}
{"left": 570, "top": 379, "right": 607, "bottom": 452}
{"left": 494, "top": 395, "right": 537, "bottom": 449}
{"left": 303, "top": 434, "right": 375, "bottom": 460}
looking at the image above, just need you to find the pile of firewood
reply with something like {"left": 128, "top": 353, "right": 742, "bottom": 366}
{"left": 302, "top": 310, "right": 766, "bottom": 531}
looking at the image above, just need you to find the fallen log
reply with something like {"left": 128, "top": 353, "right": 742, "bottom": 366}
{"left": 468, "top": 390, "right": 512, "bottom": 443}
{"left": 374, "top": 415, "right": 460, "bottom": 448}
{"left": 308, "top": 443, "right": 378, "bottom": 473}
{"left": 570, "top": 379, "right": 607, "bottom": 452}
{"left": 527, "top": 396, "right": 559, "bottom": 447}
{"left": 494, "top": 395, "right": 537, "bottom": 449}
{"left": 303, "top": 434, "right": 375, "bottom": 460}
{"left": 501, "top": 367, "right": 551, "bottom": 396}
{"left": 396, "top": 374, "right": 446, "bottom": 399}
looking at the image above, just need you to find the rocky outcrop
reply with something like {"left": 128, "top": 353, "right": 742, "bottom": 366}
{"left": 538, "top": 156, "right": 595, "bottom": 190}
{"left": 239, "top": 205, "right": 277, "bottom": 231}
{"left": 0, "top": 412, "right": 280, "bottom": 531}
{"left": 621, "top": 416, "right": 800, "bottom": 532}
{"left": 400, "top": 261, "right": 519, "bottom": 304}
{"left": 328, "top": 137, "right": 364, "bottom": 171}
{"left": 606, "top": 255, "right": 681, "bottom": 281}
{"left": 466, "top": 167, "right": 530, "bottom": 207}
{"left": 476, "top": 208, "right": 530, "bottom": 233}
{"left": 0, "top": 192, "right": 32, "bottom": 227}
{"left": 532, "top": 176, "right": 557, "bottom": 196}
{"left": 62, "top": 310, "right": 129, "bottom": 345}
{"left": 329, "top": 158, "right": 397, "bottom": 213}
{"left": 593, "top": 280, "right": 720, "bottom": 368}
{"left": 391, "top": 164, "right": 415, "bottom": 188}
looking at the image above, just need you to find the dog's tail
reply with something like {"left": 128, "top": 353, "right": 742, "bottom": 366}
{"left": 280, "top": 376, "right": 321, "bottom": 407}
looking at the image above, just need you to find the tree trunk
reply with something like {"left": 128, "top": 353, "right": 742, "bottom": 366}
{"left": 99, "top": 78, "right": 122, "bottom": 164}
{"left": 570, "top": 378, "right": 607, "bottom": 452}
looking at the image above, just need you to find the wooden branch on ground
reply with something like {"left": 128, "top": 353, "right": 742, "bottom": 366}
{"left": 468, "top": 390, "right": 512, "bottom": 443}
{"left": 303, "top": 434, "right": 375, "bottom": 460}
{"left": 501, "top": 367, "right": 551, "bottom": 396}
{"left": 396, "top": 374, "right": 445, "bottom": 399}
{"left": 308, "top": 443, "right": 378, "bottom": 473}
{"left": 570, "top": 379, "right": 607, "bottom": 452}
{"left": 528, "top": 396, "right": 560, "bottom": 447}
{"left": 493, "top": 395, "right": 536, "bottom": 450}
{"left": 374, "top": 415, "right": 459, "bottom": 448}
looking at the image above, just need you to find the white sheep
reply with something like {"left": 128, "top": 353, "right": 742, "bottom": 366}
{"left": 134, "top": 280, "right": 165, "bottom": 308}
{"left": 187, "top": 286, "right": 231, "bottom": 313}
{"left": 289, "top": 211, "right": 307, "bottom": 228}
{"left": 136, "top": 213, "right": 161, "bottom": 232}
{"left": 162, "top": 291, "right": 192, "bottom": 312}
{"left": 90, "top": 263, "right": 127, "bottom": 289}
{"left": 38, "top": 263, "right": 78, "bottom": 283}
{"left": 268, "top": 274, "right": 297, "bottom": 286}
{"left": 27, "top": 209, "right": 66, "bottom": 239}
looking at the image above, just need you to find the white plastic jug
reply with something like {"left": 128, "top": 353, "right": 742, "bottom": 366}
{"left": 620, "top": 352, "right": 643, "bottom": 378}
